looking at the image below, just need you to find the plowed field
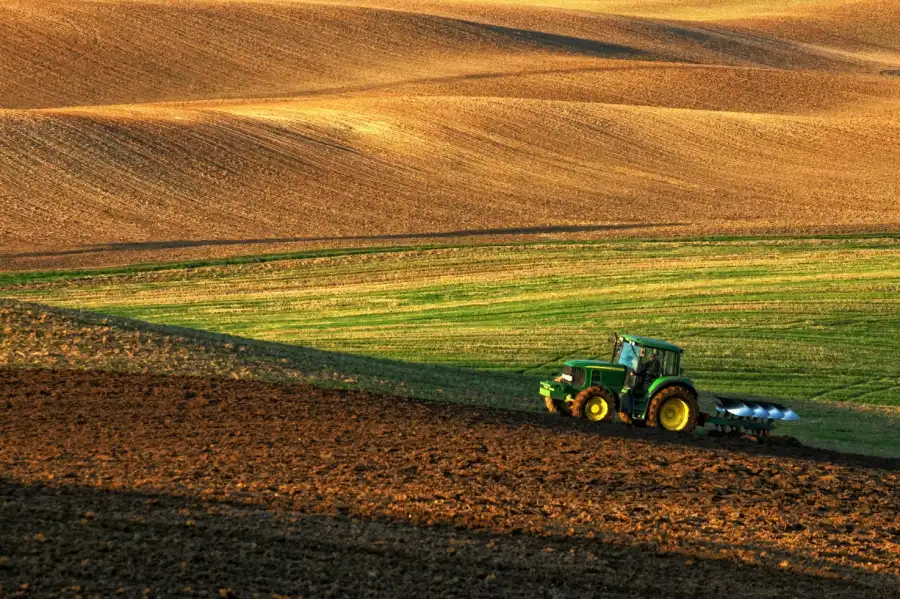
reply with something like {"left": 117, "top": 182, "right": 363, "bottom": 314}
{"left": 2, "top": 369, "right": 898, "bottom": 597}
{"left": 2, "top": 0, "right": 900, "bottom": 270}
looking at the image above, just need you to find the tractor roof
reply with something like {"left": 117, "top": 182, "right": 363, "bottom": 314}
{"left": 620, "top": 334, "right": 683, "bottom": 353}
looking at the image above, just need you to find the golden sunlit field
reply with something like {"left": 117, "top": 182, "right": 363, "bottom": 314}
{"left": 2, "top": 0, "right": 899, "bottom": 269}
{"left": 3, "top": 3, "right": 900, "bottom": 597}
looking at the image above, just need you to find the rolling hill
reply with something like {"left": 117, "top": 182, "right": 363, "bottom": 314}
{"left": 1, "top": 0, "right": 898, "bottom": 270}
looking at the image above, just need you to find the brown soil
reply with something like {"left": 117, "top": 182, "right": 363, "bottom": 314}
{"left": 2, "top": 368, "right": 898, "bottom": 597}
{"left": 2, "top": 1, "right": 900, "bottom": 271}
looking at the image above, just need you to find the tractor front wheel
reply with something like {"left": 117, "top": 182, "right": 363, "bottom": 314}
{"left": 646, "top": 386, "right": 699, "bottom": 433}
{"left": 570, "top": 387, "right": 616, "bottom": 423}
{"left": 544, "top": 395, "right": 563, "bottom": 415}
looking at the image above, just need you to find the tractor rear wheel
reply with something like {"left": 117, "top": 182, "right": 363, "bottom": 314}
{"left": 646, "top": 386, "right": 699, "bottom": 433}
{"left": 570, "top": 387, "right": 616, "bottom": 422}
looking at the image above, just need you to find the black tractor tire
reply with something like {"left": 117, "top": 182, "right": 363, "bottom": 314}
{"left": 646, "top": 386, "right": 699, "bottom": 433}
{"left": 569, "top": 386, "right": 616, "bottom": 422}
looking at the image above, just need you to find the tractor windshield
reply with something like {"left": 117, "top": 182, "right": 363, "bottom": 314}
{"left": 614, "top": 341, "right": 640, "bottom": 371}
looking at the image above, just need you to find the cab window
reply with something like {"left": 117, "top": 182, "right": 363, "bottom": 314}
{"left": 652, "top": 350, "right": 679, "bottom": 377}
{"left": 615, "top": 342, "right": 640, "bottom": 370}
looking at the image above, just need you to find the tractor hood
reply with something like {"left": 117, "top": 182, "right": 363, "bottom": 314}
{"left": 563, "top": 359, "right": 621, "bottom": 369}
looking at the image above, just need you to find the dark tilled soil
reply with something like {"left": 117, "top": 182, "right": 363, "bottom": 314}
{"left": 2, "top": 369, "right": 899, "bottom": 598}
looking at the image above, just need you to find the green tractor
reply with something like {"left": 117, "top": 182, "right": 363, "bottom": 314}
{"left": 539, "top": 333, "right": 799, "bottom": 434}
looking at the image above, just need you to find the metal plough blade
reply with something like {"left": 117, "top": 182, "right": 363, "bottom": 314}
{"left": 766, "top": 401, "right": 800, "bottom": 421}
{"left": 746, "top": 402, "right": 770, "bottom": 418}
{"left": 714, "top": 396, "right": 755, "bottom": 417}
{"left": 766, "top": 405, "right": 785, "bottom": 420}
{"left": 754, "top": 400, "right": 800, "bottom": 421}
{"left": 713, "top": 396, "right": 800, "bottom": 421}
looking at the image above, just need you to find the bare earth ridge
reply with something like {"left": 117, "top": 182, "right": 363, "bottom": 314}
{"left": 1, "top": 0, "right": 899, "bottom": 270}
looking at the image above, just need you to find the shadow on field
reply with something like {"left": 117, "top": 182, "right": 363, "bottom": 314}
{"left": 3, "top": 298, "right": 897, "bottom": 469}
{"left": 477, "top": 21, "right": 648, "bottom": 58}
{"left": 5, "top": 223, "right": 678, "bottom": 259}
{"left": 634, "top": 18, "right": 855, "bottom": 70}
{"left": 0, "top": 478, "right": 889, "bottom": 598}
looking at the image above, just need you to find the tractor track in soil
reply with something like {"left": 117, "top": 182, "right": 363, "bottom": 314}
{"left": 1, "top": 369, "right": 899, "bottom": 597}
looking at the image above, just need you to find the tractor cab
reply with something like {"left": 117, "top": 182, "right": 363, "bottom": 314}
{"left": 613, "top": 334, "right": 682, "bottom": 374}
{"left": 613, "top": 334, "right": 682, "bottom": 395}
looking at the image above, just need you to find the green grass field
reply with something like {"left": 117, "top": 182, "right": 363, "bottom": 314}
{"left": 3, "top": 236, "right": 899, "bottom": 455}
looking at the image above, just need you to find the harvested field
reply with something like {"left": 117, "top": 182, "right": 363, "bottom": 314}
{"left": 1, "top": 368, "right": 899, "bottom": 597}
{"left": 2, "top": 0, "right": 900, "bottom": 270}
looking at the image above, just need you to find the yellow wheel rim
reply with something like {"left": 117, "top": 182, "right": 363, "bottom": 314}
{"left": 585, "top": 397, "right": 609, "bottom": 422}
{"left": 659, "top": 397, "right": 690, "bottom": 431}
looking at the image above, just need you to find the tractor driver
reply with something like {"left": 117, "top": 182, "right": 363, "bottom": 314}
{"left": 621, "top": 348, "right": 661, "bottom": 418}
{"left": 633, "top": 349, "right": 661, "bottom": 398}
